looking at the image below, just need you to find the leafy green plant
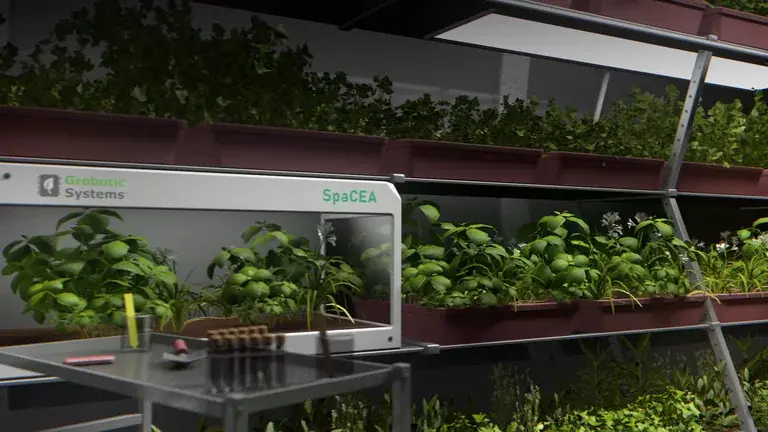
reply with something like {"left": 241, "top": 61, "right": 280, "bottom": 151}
{"left": 205, "top": 221, "right": 362, "bottom": 328}
{"left": 699, "top": 216, "right": 768, "bottom": 294}
{"left": 1, "top": 209, "right": 175, "bottom": 336}
{"left": 708, "top": 0, "right": 768, "bottom": 17}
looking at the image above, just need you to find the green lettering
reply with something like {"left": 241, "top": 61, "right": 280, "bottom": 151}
{"left": 368, "top": 190, "right": 377, "bottom": 203}
{"left": 322, "top": 188, "right": 332, "bottom": 202}
{"left": 341, "top": 192, "right": 349, "bottom": 203}
{"left": 350, "top": 190, "right": 359, "bottom": 202}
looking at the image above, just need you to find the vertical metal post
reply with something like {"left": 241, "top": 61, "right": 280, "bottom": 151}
{"left": 140, "top": 398, "right": 152, "bottom": 432}
{"left": 391, "top": 363, "right": 412, "bottom": 432}
{"left": 593, "top": 71, "right": 611, "bottom": 123}
{"left": 662, "top": 196, "right": 756, "bottom": 432}
{"left": 661, "top": 47, "right": 713, "bottom": 190}
{"left": 223, "top": 403, "right": 248, "bottom": 432}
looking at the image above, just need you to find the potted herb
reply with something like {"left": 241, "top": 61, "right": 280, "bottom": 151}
{"left": 354, "top": 203, "right": 582, "bottom": 345}
{"left": 680, "top": 96, "right": 764, "bottom": 195}
{"left": 699, "top": 217, "right": 768, "bottom": 323}
{"left": 700, "top": 0, "right": 768, "bottom": 51}
{"left": 382, "top": 95, "right": 544, "bottom": 184}
{"left": 184, "top": 220, "right": 365, "bottom": 337}
{"left": 0, "top": 1, "right": 187, "bottom": 165}
{"left": 0, "top": 209, "right": 176, "bottom": 342}
{"left": 575, "top": 212, "right": 708, "bottom": 333}
{"left": 536, "top": 88, "right": 674, "bottom": 190}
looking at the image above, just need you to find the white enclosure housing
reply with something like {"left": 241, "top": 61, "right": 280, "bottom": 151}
{"left": 0, "top": 161, "right": 402, "bottom": 355}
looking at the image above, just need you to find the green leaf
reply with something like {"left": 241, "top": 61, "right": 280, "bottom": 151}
{"left": 230, "top": 248, "right": 256, "bottom": 263}
{"left": 618, "top": 237, "right": 639, "bottom": 250}
{"left": 28, "top": 292, "right": 46, "bottom": 308}
{"left": 417, "top": 204, "right": 440, "bottom": 224}
{"left": 57, "top": 261, "right": 86, "bottom": 276}
{"left": 754, "top": 217, "right": 768, "bottom": 229}
{"left": 102, "top": 240, "right": 129, "bottom": 260}
{"left": 466, "top": 228, "right": 489, "bottom": 246}
{"left": 654, "top": 221, "right": 674, "bottom": 238}
{"left": 567, "top": 217, "right": 590, "bottom": 235}
{"left": 10, "top": 272, "right": 33, "bottom": 295}
{"left": 43, "top": 278, "right": 68, "bottom": 291}
{"left": 540, "top": 215, "right": 565, "bottom": 232}
{"left": 112, "top": 261, "right": 142, "bottom": 274}
{"left": 2, "top": 240, "right": 23, "bottom": 259}
{"left": 153, "top": 266, "right": 177, "bottom": 285}
{"left": 271, "top": 231, "right": 290, "bottom": 245}
{"left": 92, "top": 209, "right": 123, "bottom": 221}
{"left": 27, "top": 236, "right": 57, "bottom": 256}
{"left": 738, "top": 229, "right": 752, "bottom": 241}
{"left": 56, "top": 293, "right": 82, "bottom": 309}
{"left": 417, "top": 245, "right": 445, "bottom": 259}
{"left": 430, "top": 275, "right": 451, "bottom": 293}
{"left": 56, "top": 211, "right": 85, "bottom": 230}
{"left": 77, "top": 212, "right": 111, "bottom": 233}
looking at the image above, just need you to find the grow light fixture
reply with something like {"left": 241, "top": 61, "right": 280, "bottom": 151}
{"left": 433, "top": 0, "right": 768, "bottom": 90}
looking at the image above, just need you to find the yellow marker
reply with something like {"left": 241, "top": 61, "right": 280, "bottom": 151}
{"left": 124, "top": 293, "right": 138, "bottom": 349}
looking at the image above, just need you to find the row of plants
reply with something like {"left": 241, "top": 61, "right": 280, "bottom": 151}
{"left": 4, "top": 204, "right": 768, "bottom": 339}
{"left": 0, "top": 209, "right": 362, "bottom": 336}
{"left": 388, "top": 200, "right": 768, "bottom": 309}
{"left": 2, "top": 1, "right": 768, "bottom": 175}
{"left": 194, "top": 334, "right": 768, "bottom": 431}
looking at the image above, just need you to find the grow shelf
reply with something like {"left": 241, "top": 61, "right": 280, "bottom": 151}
{"left": 0, "top": 159, "right": 402, "bottom": 356}
{"left": 395, "top": 176, "right": 667, "bottom": 201}
{"left": 0, "top": 333, "right": 411, "bottom": 432}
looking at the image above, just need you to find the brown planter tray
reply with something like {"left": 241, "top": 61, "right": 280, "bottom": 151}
{"left": 677, "top": 162, "right": 763, "bottom": 195}
{"left": 699, "top": 7, "right": 768, "bottom": 51}
{"left": 353, "top": 298, "right": 578, "bottom": 346}
{"left": 180, "top": 123, "right": 388, "bottom": 175}
{"left": 713, "top": 293, "right": 768, "bottom": 324}
{"left": 382, "top": 139, "right": 543, "bottom": 184}
{"left": 576, "top": 296, "right": 707, "bottom": 333}
{"left": 172, "top": 314, "right": 376, "bottom": 339}
{"left": 537, "top": 0, "right": 575, "bottom": 7}
{"left": 536, "top": 152, "right": 664, "bottom": 190}
{"left": 572, "top": 0, "right": 707, "bottom": 34}
{"left": 0, "top": 106, "right": 186, "bottom": 164}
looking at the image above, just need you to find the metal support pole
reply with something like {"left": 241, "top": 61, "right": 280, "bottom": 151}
{"left": 662, "top": 196, "right": 756, "bottom": 432}
{"left": 223, "top": 403, "right": 248, "bottom": 432}
{"left": 140, "top": 398, "right": 152, "bottom": 432}
{"left": 661, "top": 47, "right": 713, "bottom": 190}
{"left": 391, "top": 363, "right": 412, "bottom": 432}
{"left": 593, "top": 71, "right": 611, "bottom": 123}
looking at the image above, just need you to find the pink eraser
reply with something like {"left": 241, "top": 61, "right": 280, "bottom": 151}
{"left": 173, "top": 339, "right": 188, "bottom": 355}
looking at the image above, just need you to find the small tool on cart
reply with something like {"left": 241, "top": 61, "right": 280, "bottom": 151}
{"left": 162, "top": 338, "right": 205, "bottom": 367}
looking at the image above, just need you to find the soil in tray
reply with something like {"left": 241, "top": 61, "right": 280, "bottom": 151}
{"left": 176, "top": 314, "right": 375, "bottom": 338}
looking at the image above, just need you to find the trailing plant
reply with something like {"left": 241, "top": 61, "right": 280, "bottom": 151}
{"left": 708, "top": 0, "right": 768, "bottom": 17}
{"left": 1, "top": 209, "right": 175, "bottom": 335}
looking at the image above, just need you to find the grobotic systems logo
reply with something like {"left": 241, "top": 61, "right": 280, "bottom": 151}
{"left": 38, "top": 174, "right": 126, "bottom": 200}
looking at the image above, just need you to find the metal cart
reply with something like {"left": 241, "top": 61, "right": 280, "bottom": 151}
{"left": 0, "top": 333, "right": 411, "bottom": 432}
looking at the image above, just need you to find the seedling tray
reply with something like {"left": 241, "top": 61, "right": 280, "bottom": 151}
{"left": 0, "top": 333, "right": 396, "bottom": 420}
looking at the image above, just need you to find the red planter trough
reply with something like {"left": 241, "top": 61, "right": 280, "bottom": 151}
{"left": 713, "top": 293, "right": 768, "bottom": 324}
{"left": 536, "top": 0, "right": 575, "bottom": 7}
{"left": 576, "top": 296, "right": 707, "bottom": 333}
{"left": 676, "top": 162, "right": 763, "bottom": 195}
{"left": 353, "top": 298, "right": 578, "bottom": 346}
{"left": 536, "top": 152, "right": 664, "bottom": 190}
{"left": 182, "top": 123, "right": 388, "bottom": 175}
{"left": 699, "top": 8, "right": 768, "bottom": 51}
{"left": 0, "top": 106, "right": 186, "bottom": 164}
{"left": 572, "top": 0, "right": 707, "bottom": 34}
{"left": 382, "top": 140, "right": 543, "bottom": 183}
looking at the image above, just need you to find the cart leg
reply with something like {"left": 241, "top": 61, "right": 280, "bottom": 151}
{"left": 140, "top": 398, "right": 152, "bottom": 432}
{"left": 223, "top": 403, "right": 248, "bottom": 432}
{"left": 391, "top": 363, "right": 412, "bottom": 432}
